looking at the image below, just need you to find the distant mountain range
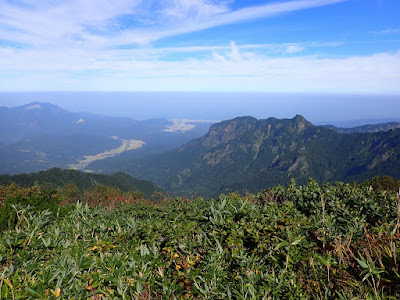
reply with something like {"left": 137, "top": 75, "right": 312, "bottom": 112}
{"left": 318, "top": 118, "right": 400, "bottom": 128}
{"left": 1, "top": 102, "right": 400, "bottom": 198}
{"left": 322, "top": 123, "right": 400, "bottom": 134}
{"left": 0, "top": 102, "right": 215, "bottom": 174}
{"left": 107, "top": 115, "right": 400, "bottom": 197}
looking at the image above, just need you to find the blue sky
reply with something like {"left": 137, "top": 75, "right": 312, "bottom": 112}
{"left": 0, "top": 0, "right": 399, "bottom": 93}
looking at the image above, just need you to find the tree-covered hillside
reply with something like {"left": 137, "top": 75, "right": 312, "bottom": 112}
{"left": 0, "top": 168, "right": 160, "bottom": 197}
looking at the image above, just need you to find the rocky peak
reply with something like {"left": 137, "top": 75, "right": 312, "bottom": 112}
{"left": 201, "top": 115, "right": 314, "bottom": 148}
{"left": 292, "top": 115, "right": 312, "bottom": 132}
{"left": 202, "top": 116, "right": 258, "bottom": 148}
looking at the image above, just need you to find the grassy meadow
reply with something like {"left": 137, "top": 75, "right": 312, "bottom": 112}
{"left": 0, "top": 179, "right": 399, "bottom": 299}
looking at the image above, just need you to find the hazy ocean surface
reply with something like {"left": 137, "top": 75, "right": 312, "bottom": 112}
{"left": 0, "top": 92, "right": 399, "bottom": 125}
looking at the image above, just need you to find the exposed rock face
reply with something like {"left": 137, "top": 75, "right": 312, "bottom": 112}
{"left": 202, "top": 117, "right": 258, "bottom": 148}
{"left": 293, "top": 115, "right": 310, "bottom": 132}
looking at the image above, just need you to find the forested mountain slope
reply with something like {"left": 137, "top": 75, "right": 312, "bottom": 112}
{"left": 0, "top": 168, "right": 160, "bottom": 197}
{"left": 125, "top": 115, "right": 400, "bottom": 197}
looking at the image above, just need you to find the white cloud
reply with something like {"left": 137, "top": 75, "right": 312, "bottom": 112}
{"left": 212, "top": 51, "right": 227, "bottom": 62}
{"left": 0, "top": 44, "right": 399, "bottom": 94}
{"left": 228, "top": 41, "right": 241, "bottom": 60}
{"left": 372, "top": 28, "right": 400, "bottom": 35}
{"left": 0, "top": 0, "right": 140, "bottom": 47}
{"left": 158, "top": 0, "right": 229, "bottom": 20}
{"left": 0, "top": 41, "right": 342, "bottom": 71}
{"left": 1, "top": 0, "right": 396, "bottom": 94}
{"left": 285, "top": 45, "right": 304, "bottom": 54}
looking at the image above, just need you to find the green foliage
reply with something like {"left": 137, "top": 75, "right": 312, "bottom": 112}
{"left": 0, "top": 180, "right": 399, "bottom": 299}
{"left": 361, "top": 175, "right": 400, "bottom": 193}
{"left": 0, "top": 168, "right": 160, "bottom": 198}
{"left": 0, "top": 185, "right": 70, "bottom": 231}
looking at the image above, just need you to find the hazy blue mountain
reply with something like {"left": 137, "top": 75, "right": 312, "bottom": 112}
{"left": 0, "top": 102, "right": 215, "bottom": 174}
{"left": 323, "top": 122, "right": 400, "bottom": 134}
{"left": 317, "top": 118, "right": 400, "bottom": 128}
{"left": 120, "top": 115, "right": 400, "bottom": 197}
{"left": 0, "top": 102, "right": 213, "bottom": 143}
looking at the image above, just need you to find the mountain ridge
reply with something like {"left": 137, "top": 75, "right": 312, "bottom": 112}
{"left": 0, "top": 168, "right": 160, "bottom": 197}
{"left": 2, "top": 102, "right": 400, "bottom": 197}
{"left": 118, "top": 115, "right": 400, "bottom": 197}
{"left": 323, "top": 122, "right": 400, "bottom": 134}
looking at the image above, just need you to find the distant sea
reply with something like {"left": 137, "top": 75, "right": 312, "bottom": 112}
{"left": 1, "top": 92, "right": 399, "bottom": 126}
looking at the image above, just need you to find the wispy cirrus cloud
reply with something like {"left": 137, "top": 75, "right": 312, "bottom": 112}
{"left": 372, "top": 27, "right": 400, "bottom": 35}
{"left": 0, "top": 0, "right": 141, "bottom": 47}
{"left": 113, "top": 0, "right": 350, "bottom": 46}
{"left": 0, "top": 0, "right": 349, "bottom": 48}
